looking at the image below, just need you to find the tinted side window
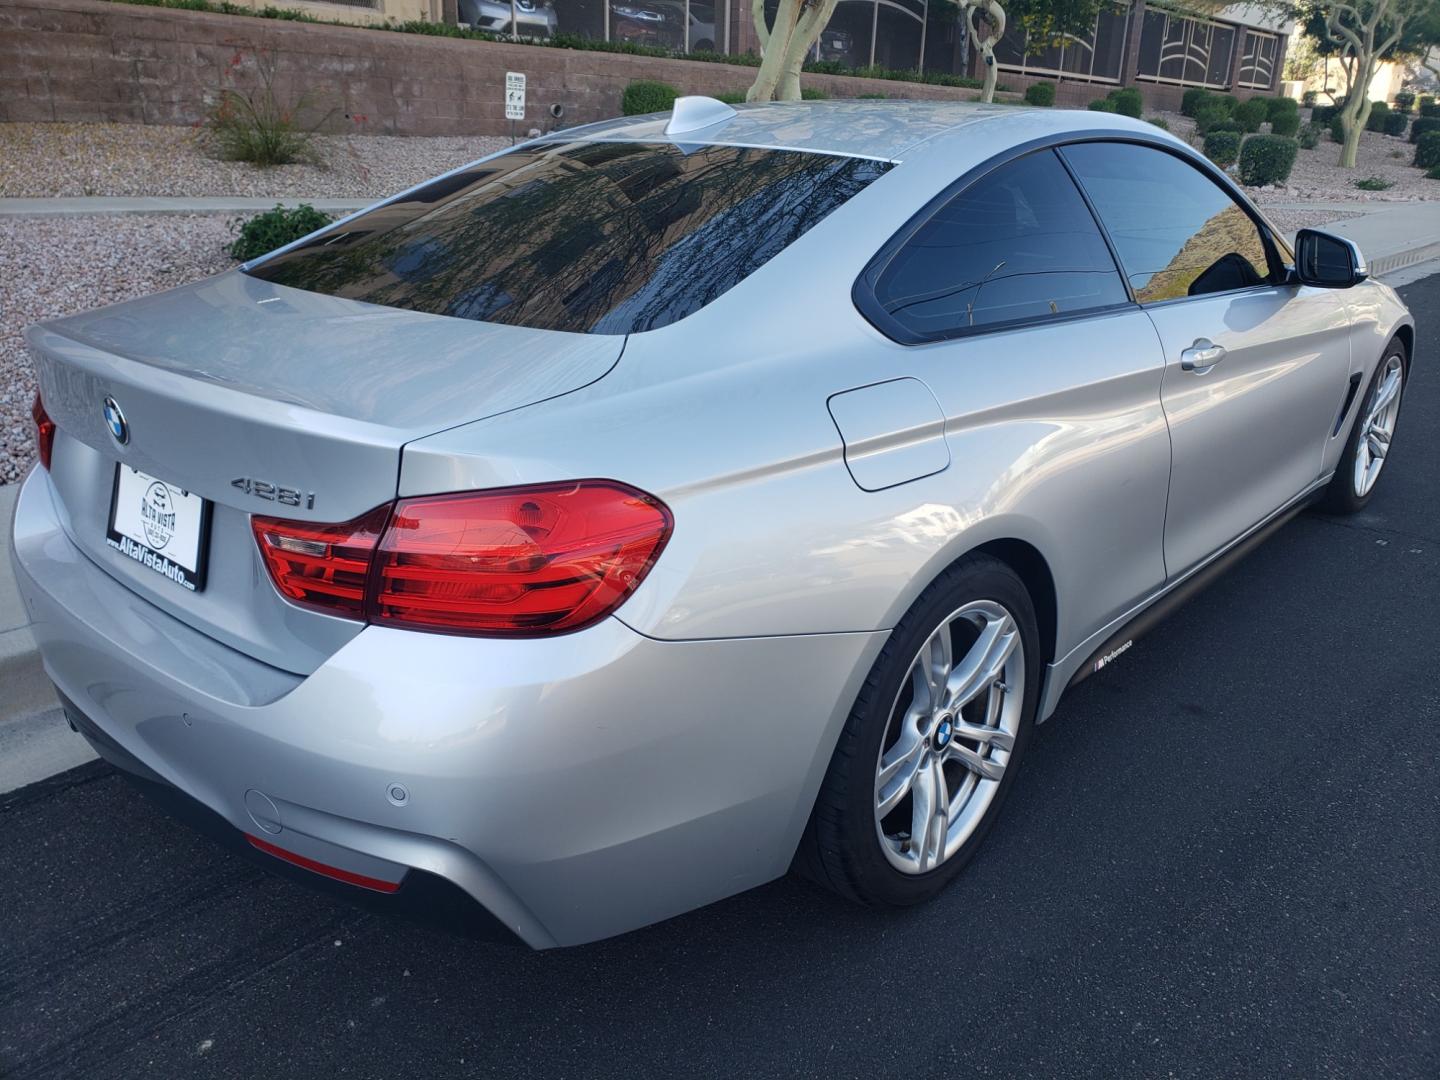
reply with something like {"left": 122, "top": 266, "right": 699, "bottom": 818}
{"left": 868, "top": 150, "right": 1128, "bottom": 341}
{"left": 1062, "top": 142, "right": 1274, "bottom": 304}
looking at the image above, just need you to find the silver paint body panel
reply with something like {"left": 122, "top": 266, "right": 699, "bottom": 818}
{"left": 13, "top": 103, "right": 1415, "bottom": 946}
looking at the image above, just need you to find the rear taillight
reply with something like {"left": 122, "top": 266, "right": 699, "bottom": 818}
{"left": 32, "top": 393, "right": 55, "bottom": 471}
{"left": 251, "top": 481, "right": 672, "bottom": 636}
{"left": 250, "top": 505, "right": 390, "bottom": 618}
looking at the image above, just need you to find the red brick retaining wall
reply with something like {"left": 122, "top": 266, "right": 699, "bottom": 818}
{"left": 0, "top": 0, "right": 1011, "bottom": 136}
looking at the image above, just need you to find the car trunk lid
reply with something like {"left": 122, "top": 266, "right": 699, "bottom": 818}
{"left": 28, "top": 271, "right": 623, "bottom": 674}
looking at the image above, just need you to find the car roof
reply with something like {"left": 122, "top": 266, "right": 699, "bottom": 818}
{"left": 543, "top": 99, "right": 1176, "bottom": 162}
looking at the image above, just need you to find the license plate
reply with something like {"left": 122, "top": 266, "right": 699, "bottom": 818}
{"left": 105, "top": 465, "right": 212, "bottom": 592}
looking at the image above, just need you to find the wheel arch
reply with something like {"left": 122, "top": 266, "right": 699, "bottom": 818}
{"left": 970, "top": 538, "right": 1059, "bottom": 669}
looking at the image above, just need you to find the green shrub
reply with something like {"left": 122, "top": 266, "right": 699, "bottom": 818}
{"left": 1182, "top": 88, "right": 1214, "bottom": 117}
{"left": 1421, "top": 95, "right": 1440, "bottom": 116}
{"left": 1238, "top": 134, "right": 1299, "bottom": 185}
{"left": 1270, "top": 109, "right": 1300, "bottom": 137}
{"left": 1394, "top": 89, "right": 1415, "bottom": 114}
{"left": 1354, "top": 176, "right": 1394, "bottom": 190}
{"left": 1411, "top": 116, "right": 1440, "bottom": 142}
{"left": 1266, "top": 95, "right": 1299, "bottom": 122}
{"left": 1298, "top": 122, "right": 1322, "bottom": 150}
{"left": 1108, "top": 86, "right": 1143, "bottom": 118}
{"left": 1213, "top": 93, "right": 1240, "bottom": 116}
{"left": 1024, "top": 81, "right": 1056, "bottom": 107}
{"left": 228, "top": 203, "right": 333, "bottom": 261}
{"left": 1366, "top": 101, "right": 1391, "bottom": 132}
{"left": 713, "top": 89, "right": 747, "bottom": 104}
{"left": 1088, "top": 97, "right": 1117, "bottom": 112}
{"left": 1203, "top": 130, "right": 1242, "bottom": 167}
{"left": 1330, "top": 114, "right": 1346, "bottom": 143}
{"left": 800, "top": 86, "right": 828, "bottom": 99}
{"left": 1414, "top": 130, "right": 1440, "bottom": 167}
{"left": 1311, "top": 103, "right": 1337, "bottom": 125}
{"left": 1384, "top": 110, "right": 1409, "bottom": 137}
{"left": 1427, "top": 163, "right": 1440, "bottom": 178}
{"left": 1146, "top": 115, "right": 1169, "bottom": 130}
{"left": 856, "top": 92, "right": 888, "bottom": 99}
{"left": 1302, "top": 89, "right": 1318, "bottom": 107}
{"left": 1208, "top": 119, "right": 1244, "bottom": 134}
{"left": 1194, "top": 101, "right": 1231, "bottom": 133}
{"left": 621, "top": 80, "right": 679, "bottom": 115}
{"left": 1234, "top": 97, "right": 1268, "bottom": 132}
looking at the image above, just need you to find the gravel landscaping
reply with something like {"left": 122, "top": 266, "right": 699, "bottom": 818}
{"left": 0, "top": 215, "right": 233, "bottom": 484}
{"left": 0, "top": 123, "right": 512, "bottom": 199}
{"left": 1151, "top": 109, "right": 1440, "bottom": 204}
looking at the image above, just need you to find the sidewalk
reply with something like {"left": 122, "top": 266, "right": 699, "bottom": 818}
{"left": 0, "top": 196, "right": 372, "bottom": 217}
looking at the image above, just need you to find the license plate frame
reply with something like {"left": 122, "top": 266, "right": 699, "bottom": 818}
{"left": 105, "top": 464, "right": 213, "bottom": 592}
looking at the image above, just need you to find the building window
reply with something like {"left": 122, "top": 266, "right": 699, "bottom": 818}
{"left": 1238, "top": 30, "right": 1280, "bottom": 89}
{"left": 1135, "top": 7, "right": 1236, "bottom": 89}
{"left": 993, "top": 4, "right": 1132, "bottom": 84}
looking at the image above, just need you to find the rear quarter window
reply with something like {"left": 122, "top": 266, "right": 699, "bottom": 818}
{"left": 245, "top": 141, "right": 890, "bottom": 335}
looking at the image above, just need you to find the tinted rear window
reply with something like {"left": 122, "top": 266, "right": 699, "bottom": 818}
{"left": 244, "top": 140, "right": 890, "bottom": 334}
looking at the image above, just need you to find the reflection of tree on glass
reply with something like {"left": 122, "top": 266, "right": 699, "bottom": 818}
{"left": 247, "top": 141, "right": 890, "bottom": 334}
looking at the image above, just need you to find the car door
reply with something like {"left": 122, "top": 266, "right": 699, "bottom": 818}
{"left": 855, "top": 147, "right": 1173, "bottom": 651}
{"left": 1061, "top": 141, "right": 1352, "bottom": 578}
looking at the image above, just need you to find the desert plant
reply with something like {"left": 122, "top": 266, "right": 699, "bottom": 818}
{"left": 1384, "top": 110, "right": 1409, "bottom": 137}
{"left": 1024, "top": 81, "right": 1056, "bottom": 107}
{"left": 713, "top": 89, "right": 747, "bottom": 104}
{"left": 1354, "top": 175, "right": 1394, "bottom": 189}
{"left": 1088, "top": 97, "right": 1117, "bottom": 112}
{"left": 622, "top": 80, "right": 679, "bottom": 115}
{"left": 1427, "top": 163, "right": 1440, "bottom": 178}
{"left": 1108, "top": 86, "right": 1143, "bottom": 118}
{"left": 205, "top": 51, "right": 327, "bottom": 167}
{"left": 1411, "top": 116, "right": 1440, "bottom": 142}
{"left": 856, "top": 92, "right": 888, "bottom": 99}
{"left": 1271, "top": 109, "right": 1301, "bottom": 136}
{"left": 1330, "top": 113, "right": 1346, "bottom": 142}
{"left": 1421, "top": 95, "right": 1440, "bottom": 116}
{"left": 1302, "top": 89, "right": 1318, "bottom": 107}
{"left": 1213, "top": 93, "right": 1240, "bottom": 116}
{"left": 1395, "top": 89, "right": 1416, "bottom": 113}
{"left": 1266, "top": 95, "right": 1299, "bottom": 123}
{"left": 1203, "top": 130, "right": 1242, "bottom": 167}
{"left": 1415, "top": 130, "right": 1440, "bottom": 167}
{"left": 1208, "top": 119, "right": 1244, "bottom": 134}
{"left": 227, "top": 203, "right": 333, "bottom": 261}
{"left": 1239, "top": 134, "right": 1299, "bottom": 185}
{"left": 1235, "top": 97, "right": 1269, "bottom": 132}
{"left": 1298, "top": 122, "right": 1323, "bottom": 149}
{"left": 1366, "top": 101, "right": 1391, "bottom": 131}
{"left": 1181, "top": 87, "right": 1211, "bottom": 117}
{"left": 1146, "top": 116, "right": 1170, "bottom": 130}
{"left": 1194, "top": 101, "right": 1231, "bottom": 133}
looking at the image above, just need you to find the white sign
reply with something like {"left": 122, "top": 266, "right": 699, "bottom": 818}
{"left": 505, "top": 71, "right": 526, "bottom": 121}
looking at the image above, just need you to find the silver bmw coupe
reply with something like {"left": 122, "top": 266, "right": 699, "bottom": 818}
{"left": 13, "top": 100, "right": 1413, "bottom": 947}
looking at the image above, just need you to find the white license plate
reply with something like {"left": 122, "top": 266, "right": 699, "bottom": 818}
{"left": 105, "top": 465, "right": 211, "bottom": 592}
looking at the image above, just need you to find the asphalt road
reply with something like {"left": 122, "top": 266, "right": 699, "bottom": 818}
{"left": 4, "top": 277, "right": 1439, "bottom": 1080}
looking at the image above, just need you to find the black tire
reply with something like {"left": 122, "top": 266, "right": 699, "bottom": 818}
{"left": 1321, "top": 338, "right": 1408, "bottom": 515}
{"left": 797, "top": 553, "right": 1041, "bottom": 907}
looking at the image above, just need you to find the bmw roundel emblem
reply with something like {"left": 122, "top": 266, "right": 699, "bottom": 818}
{"left": 934, "top": 717, "right": 953, "bottom": 749}
{"left": 102, "top": 396, "right": 129, "bottom": 445}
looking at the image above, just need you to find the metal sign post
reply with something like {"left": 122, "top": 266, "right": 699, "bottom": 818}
{"left": 505, "top": 71, "right": 526, "bottom": 144}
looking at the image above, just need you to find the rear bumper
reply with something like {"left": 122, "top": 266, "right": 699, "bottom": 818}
{"left": 11, "top": 468, "right": 885, "bottom": 948}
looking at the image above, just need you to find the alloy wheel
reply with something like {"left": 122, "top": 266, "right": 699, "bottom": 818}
{"left": 873, "top": 599, "right": 1025, "bottom": 875}
{"left": 1354, "top": 354, "right": 1404, "bottom": 498}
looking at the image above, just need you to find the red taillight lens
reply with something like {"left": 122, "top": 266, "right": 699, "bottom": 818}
{"left": 251, "top": 481, "right": 671, "bottom": 636}
{"left": 32, "top": 393, "right": 55, "bottom": 471}
{"left": 251, "top": 505, "right": 389, "bottom": 618}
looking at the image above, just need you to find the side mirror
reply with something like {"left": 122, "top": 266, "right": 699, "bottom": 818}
{"left": 1293, "top": 228, "right": 1368, "bottom": 288}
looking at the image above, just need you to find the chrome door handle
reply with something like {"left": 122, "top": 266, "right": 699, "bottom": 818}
{"left": 1180, "top": 340, "right": 1227, "bottom": 372}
